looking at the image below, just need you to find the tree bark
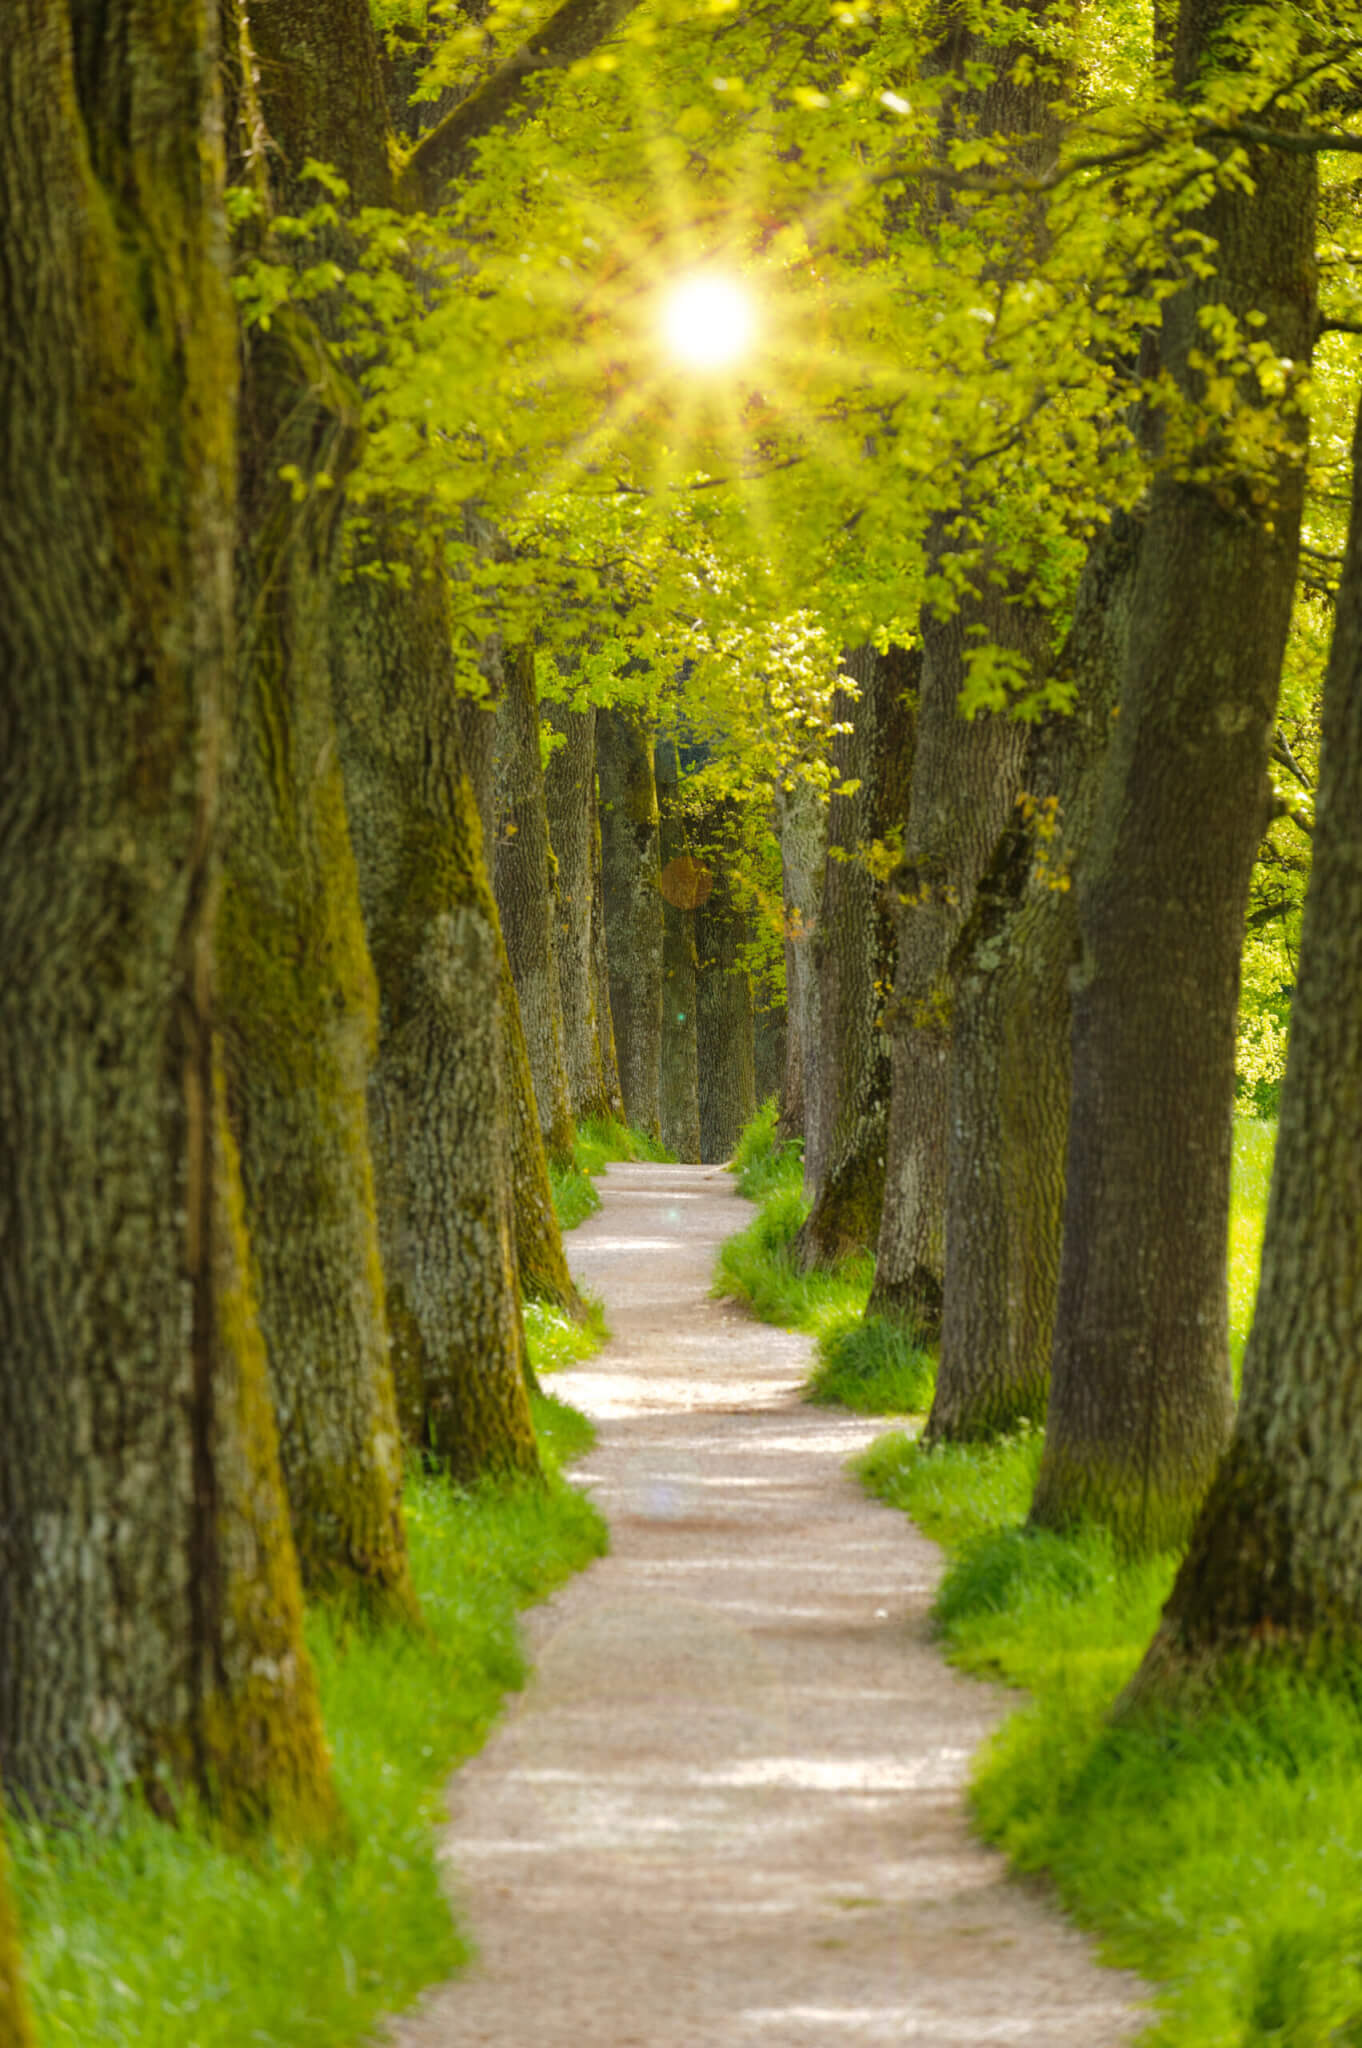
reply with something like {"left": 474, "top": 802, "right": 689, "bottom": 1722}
{"left": 1031, "top": 18, "right": 1317, "bottom": 1551}
{"left": 927, "top": 513, "right": 1140, "bottom": 1443}
{"left": 597, "top": 704, "right": 664, "bottom": 1138}
{"left": 494, "top": 650, "right": 576, "bottom": 1165}
{"left": 774, "top": 779, "right": 828, "bottom": 1176}
{"left": 0, "top": 0, "right": 332, "bottom": 1831}
{"left": 1128, "top": 385, "right": 1362, "bottom": 1684}
{"left": 696, "top": 834, "right": 758, "bottom": 1164}
{"left": 754, "top": 998, "right": 788, "bottom": 1109}
{"left": 331, "top": 528, "right": 542, "bottom": 1475}
{"left": 656, "top": 741, "right": 702, "bottom": 1162}
{"left": 590, "top": 768, "right": 629, "bottom": 1124}
{"left": 219, "top": 310, "right": 415, "bottom": 1620}
{"left": 794, "top": 648, "right": 916, "bottom": 1265}
{"left": 545, "top": 701, "right": 615, "bottom": 1122}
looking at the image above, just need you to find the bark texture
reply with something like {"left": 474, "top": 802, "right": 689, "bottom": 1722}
{"left": 1127, "top": 390, "right": 1362, "bottom": 1684}
{"left": 331, "top": 531, "right": 542, "bottom": 1475}
{"left": 774, "top": 780, "right": 828, "bottom": 1180}
{"left": 597, "top": 705, "right": 664, "bottom": 1138}
{"left": 220, "top": 308, "right": 414, "bottom": 1619}
{"left": 795, "top": 648, "right": 916, "bottom": 1266}
{"left": 696, "top": 840, "right": 758, "bottom": 1165}
{"left": 927, "top": 514, "right": 1140, "bottom": 1444}
{"left": 656, "top": 742, "right": 702, "bottom": 1162}
{"left": 494, "top": 651, "right": 576, "bottom": 1164}
{"left": 590, "top": 774, "right": 629, "bottom": 1124}
{"left": 0, "top": 0, "right": 331, "bottom": 1831}
{"left": 1031, "top": 19, "right": 1316, "bottom": 1550}
{"left": 544, "top": 701, "right": 615, "bottom": 1122}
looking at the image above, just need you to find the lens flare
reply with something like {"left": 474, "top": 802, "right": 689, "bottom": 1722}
{"left": 659, "top": 274, "right": 757, "bottom": 370}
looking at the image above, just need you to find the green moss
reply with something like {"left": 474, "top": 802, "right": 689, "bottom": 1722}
{"left": 0, "top": 1801, "right": 35, "bottom": 2048}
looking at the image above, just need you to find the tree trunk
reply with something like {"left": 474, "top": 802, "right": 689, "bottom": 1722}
{"left": 590, "top": 769, "right": 629, "bottom": 1124}
{"left": 754, "top": 999, "right": 787, "bottom": 1108}
{"left": 794, "top": 647, "right": 915, "bottom": 1266}
{"left": 0, "top": 1795, "right": 33, "bottom": 2048}
{"left": 656, "top": 741, "right": 702, "bottom": 1162}
{"left": 927, "top": 513, "right": 1140, "bottom": 1443}
{"left": 544, "top": 701, "right": 614, "bottom": 1122}
{"left": 0, "top": 0, "right": 332, "bottom": 1831}
{"left": 219, "top": 312, "right": 415, "bottom": 1621}
{"left": 774, "top": 779, "right": 827, "bottom": 1174}
{"left": 330, "top": 530, "right": 542, "bottom": 1473}
{"left": 696, "top": 843, "right": 758, "bottom": 1163}
{"left": 1031, "top": 31, "right": 1317, "bottom": 1551}
{"left": 1128, "top": 386, "right": 1362, "bottom": 1686}
{"left": 494, "top": 650, "right": 576, "bottom": 1165}
{"left": 597, "top": 704, "right": 663, "bottom": 1138}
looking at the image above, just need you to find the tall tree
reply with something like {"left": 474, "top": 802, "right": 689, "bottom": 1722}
{"left": 774, "top": 779, "right": 828, "bottom": 1179}
{"left": 656, "top": 740, "right": 702, "bottom": 1161}
{"left": 545, "top": 701, "right": 616, "bottom": 1122}
{"left": 1031, "top": 2, "right": 1317, "bottom": 1550}
{"left": 494, "top": 649, "right": 577, "bottom": 1166}
{"left": 597, "top": 702, "right": 664, "bottom": 1137}
{"left": 795, "top": 646, "right": 915, "bottom": 1266}
{"left": 1126, "top": 382, "right": 1362, "bottom": 1687}
{"left": 0, "top": 0, "right": 332, "bottom": 1830}
{"left": 695, "top": 837, "right": 758, "bottom": 1164}
{"left": 927, "top": 513, "right": 1139, "bottom": 1442}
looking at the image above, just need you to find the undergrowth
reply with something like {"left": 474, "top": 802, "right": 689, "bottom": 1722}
{"left": 859, "top": 1121, "right": 1362, "bottom": 2044}
{"left": 717, "top": 1100, "right": 934, "bottom": 1415}
{"left": 13, "top": 1413, "right": 606, "bottom": 2048}
{"left": 523, "top": 1292, "right": 609, "bottom": 1376}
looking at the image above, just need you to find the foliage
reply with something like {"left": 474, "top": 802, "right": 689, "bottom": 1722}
{"left": 574, "top": 1115, "right": 675, "bottom": 1172}
{"left": 806, "top": 1315, "right": 936, "bottom": 1417}
{"left": 523, "top": 1294, "right": 610, "bottom": 1376}
{"left": 727, "top": 1097, "right": 799, "bottom": 1201}
{"left": 11, "top": 1438, "right": 605, "bottom": 2047}
{"left": 547, "top": 1157, "right": 602, "bottom": 1232}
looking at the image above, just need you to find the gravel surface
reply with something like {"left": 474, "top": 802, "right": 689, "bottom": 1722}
{"left": 386, "top": 1161, "right": 1147, "bottom": 2047}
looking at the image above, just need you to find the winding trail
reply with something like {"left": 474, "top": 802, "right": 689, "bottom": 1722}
{"left": 389, "top": 1162, "right": 1146, "bottom": 2046}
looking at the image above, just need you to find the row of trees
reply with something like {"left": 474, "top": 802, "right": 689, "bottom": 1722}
{"left": 4, "top": 0, "right": 1362, "bottom": 2022}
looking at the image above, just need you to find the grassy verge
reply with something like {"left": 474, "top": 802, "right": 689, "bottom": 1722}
{"left": 716, "top": 1101, "right": 935, "bottom": 1415}
{"left": 858, "top": 1117, "right": 1362, "bottom": 2046}
{"left": 548, "top": 1114, "right": 675, "bottom": 1234}
{"left": 14, "top": 1411, "right": 606, "bottom": 2047}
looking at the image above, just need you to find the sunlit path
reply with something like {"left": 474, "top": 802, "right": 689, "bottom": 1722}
{"left": 388, "top": 1163, "right": 1145, "bottom": 2047}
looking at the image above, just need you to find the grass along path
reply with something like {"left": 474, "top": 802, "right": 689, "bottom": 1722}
{"left": 9, "top": 1116, "right": 664, "bottom": 2047}
{"left": 722, "top": 1104, "right": 1362, "bottom": 2044}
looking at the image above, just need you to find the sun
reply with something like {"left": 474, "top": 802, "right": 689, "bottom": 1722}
{"left": 659, "top": 273, "right": 758, "bottom": 371}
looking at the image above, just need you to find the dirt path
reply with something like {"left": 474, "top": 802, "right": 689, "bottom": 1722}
{"left": 389, "top": 1162, "right": 1146, "bottom": 2047}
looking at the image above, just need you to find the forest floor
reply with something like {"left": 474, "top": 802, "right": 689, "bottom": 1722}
{"left": 385, "top": 1161, "right": 1146, "bottom": 2047}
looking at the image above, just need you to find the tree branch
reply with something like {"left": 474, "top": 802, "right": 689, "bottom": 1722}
{"left": 398, "top": 0, "right": 642, "bottom": 208}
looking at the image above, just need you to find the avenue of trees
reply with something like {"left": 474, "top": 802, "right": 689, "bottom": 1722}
{"left": 4, "top": 0, "right": 1362, "bottom": 2019}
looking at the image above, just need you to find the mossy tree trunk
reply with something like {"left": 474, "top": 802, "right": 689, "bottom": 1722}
{"left": 927, "top": 514, "right": 1139, "bottom": 1443}
{"left": 590, "top": 768, "right": 629, "bottom": 1124}
{"left": 656, "top": 740, "right": 702, "bottom": 1162}
{"left": 0, "top": 0, "right": 332, "bottom": 1833}
{"left": 695, "top": 832, "right": 758, "bottom": 1164}
{"left": 1128, "top": 389, "right": 1362, "bottom": 1680}
{"left": 794, "top": 647, "right": 916, "bottom": 1266}
{"left": 331, "top": 530, "right": 542, "bottom": 1474}
{"left": 1031, "top": 10, "right": 1316, "bottom": 1551}
{"left": 545, "top": 701, "right": 615, "bottom": 1122}
{"left": 774, "top": 779, "right": 828, "bottom": 1179}
{"left": 0, "top": 1794, "right": 32, "bottom": 2048}
{"left": 597, "top": 704, "right": 664, "bottom": 1138}
{"left": 494, "top": 650, "right": 576, "bottom": 1165}
{"left": 754, "top": 999, "right": 787, "bottom": 1109}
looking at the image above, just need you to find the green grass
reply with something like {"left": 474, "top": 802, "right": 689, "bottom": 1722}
{"left": 547, "top": 1115, "right": 677, "bottom": 1236}
{"left": 13, "top": 1415, "right": 607, "bottom": 2048}
{"left": 856, "top": 1119, "right": 1362, "bottom": 2046}
{"left": 715, "top": 1103, "right": 935, "bottom": 1416}
{"left": 523, "top": 1292, "right": 609, "bottom": 1376}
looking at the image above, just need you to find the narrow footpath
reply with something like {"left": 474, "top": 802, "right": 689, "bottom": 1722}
{"left": 389, "top": 1162, "right": 1145, "bottom": 2047}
